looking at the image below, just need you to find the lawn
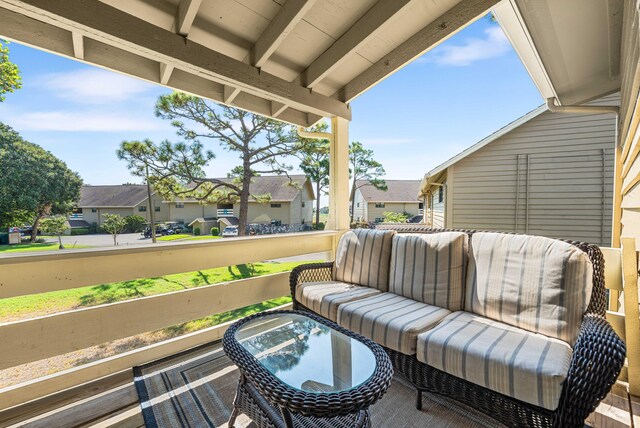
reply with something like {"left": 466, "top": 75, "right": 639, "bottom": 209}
{"left": 0, "top": 260, "right": 315, "bottom": 322}
{"left": 0, "top": 242, "right": 89, "bottom": 253}
{"left": 157, "top": 234, "right": 222, "bottom": 241}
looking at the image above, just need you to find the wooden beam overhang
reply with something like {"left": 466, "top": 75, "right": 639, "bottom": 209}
{"left": 333, "top": 0, "right": 500, "bottom": 102}
{"left": 0, "top": 0, "right": 350, "bottom": 126}
{"left": 301, "top": 0, "right": 413, "bottom": 89}
{"left": 249, "top": 0, "right": 316, "bottom": 69}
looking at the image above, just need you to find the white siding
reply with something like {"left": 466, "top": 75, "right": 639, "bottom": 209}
{"left": 352, "top": 189, "right": 367, "bottom": 221}
{"left": 431, "top": 185, "right": 445, "bottom": 228}
{"left": 448, "top": 94, "right": 617, "bottom": 246}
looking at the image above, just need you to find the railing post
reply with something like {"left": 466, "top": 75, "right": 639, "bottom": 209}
{"left": 328, "top": 116, "right": 350, "bottom": 231}
{"left": 622, "top": 237, "right": 640, "bottom": 396}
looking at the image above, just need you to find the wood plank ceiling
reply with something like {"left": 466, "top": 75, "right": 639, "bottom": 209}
{"left": 0, "top": 0, "right": 499, "bottom": 126}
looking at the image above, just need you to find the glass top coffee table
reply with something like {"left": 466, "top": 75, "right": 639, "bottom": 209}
{"left": 223, "top": 310, "right": 393, "bottom": 428}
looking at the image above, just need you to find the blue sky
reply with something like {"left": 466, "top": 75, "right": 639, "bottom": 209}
{"left": 0, "top": 17, "right": 542, "bottom": 193}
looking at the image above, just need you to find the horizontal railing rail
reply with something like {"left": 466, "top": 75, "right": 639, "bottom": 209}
{"left": 0, "top": 231, "right": 337, "bottom": 411}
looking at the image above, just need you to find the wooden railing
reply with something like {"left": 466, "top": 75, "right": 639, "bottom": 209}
{"left": 0, "top": 231, "right": 338, "bottom": 411}
{"left": 602, "top": 238, "right": 640, "bottom": 395}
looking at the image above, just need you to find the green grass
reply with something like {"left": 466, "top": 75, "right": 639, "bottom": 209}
{"left": 0, "top": 243, "right": 90, "bottom": 253}
{"left": 156, "top": 234, "right": 222, "bottom": 241}
{"left": 0, "top": 260, "right": 317, "bottom": 322}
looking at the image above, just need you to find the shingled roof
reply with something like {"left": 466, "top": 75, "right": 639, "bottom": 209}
{"left": 179, "top": 175, "right": 314, "bottom": 202}
{"left": 78, "top": 185, "right": 150, "bottom": 208}
{"left": 356, "top": 180, "right": 421, "bottom": 203}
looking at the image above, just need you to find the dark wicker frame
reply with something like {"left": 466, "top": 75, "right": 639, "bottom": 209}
{"left": 289, "top": 227, "right": 626, "bottom": 428}
{"left": 222, "top": 310, "right": 394, "bottom": 428}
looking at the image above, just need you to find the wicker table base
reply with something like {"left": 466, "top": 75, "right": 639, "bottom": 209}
{"left": 228, "top": 374, "right": 370, "bottom": 428}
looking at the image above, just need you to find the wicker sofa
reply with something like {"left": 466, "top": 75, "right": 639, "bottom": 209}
{"left": 290, "top": 227, "right": 626, "bottom": 428}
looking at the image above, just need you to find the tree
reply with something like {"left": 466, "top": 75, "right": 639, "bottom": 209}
{"left": 0, "top": 123, "right": 82, "bottom": 238}
{"left": 349, "top": 141, "right": 387, "bottom": 222}
{"left": 383, "top": 211, "right": 409, "bottom": 223}
{"left": 296, "top": 123, "right": 330, "bottom": 227}
{"left": 116, "top": 142, "right": 158, "bottom": 242}
{"left": 102, "top": 213, "right": 126, "bottom": 246}
{"left": 40, "top": 215, "right": 68, "bottom": 249}
{"left": 124, "top": 215, "right": 146, "bottom": 233}
{"left": 0, "top": 40, "right": 21, "bottom": 102}
{"left": 120, "top": 93, "right": 309, "bottom": 236}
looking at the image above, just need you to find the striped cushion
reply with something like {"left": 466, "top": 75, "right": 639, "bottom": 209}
{"left": 465, "top": 232, "right": 593, "bottom": 345}
{"left": 417, "top": 312, "right": 573, "bottom": 411}
{"left": 295, "top": 281, "right": 381, "bottom": 321}
{"left": 389, "top": 232, "right": 468, "bottom": 310}
{"left": 337, "top": 293, "right": 450, "bottom": 355}
{"left": 333, "top": 229, "right": 396, "bottom": 291}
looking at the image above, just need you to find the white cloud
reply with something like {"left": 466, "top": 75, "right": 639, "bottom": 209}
{"left": 33, "top": 68, "right": 155, "bottom": 104}
{"left": 430, "top": 26, "right": 511, "bottom": 66}
{"left": 4, "top": 110, "right": 166, "bottom": 132}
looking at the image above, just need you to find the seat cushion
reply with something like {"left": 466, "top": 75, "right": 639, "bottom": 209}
{"left": 389, "top": 232, "right": 468, "bottom": 310}
{"left": 337, "top": 293, "right": 450, "bottom": 355}
{"left": 333, "top": 229, "right": 396, "bottom": 291}
{"left": 465, "top": 232, "right": 593, "bottom": 345}
{"left": 417, "top": 311, "right": 572, "bottom": 411}
{"left": 295, "top": 281, "right": 381, "bottom": 321}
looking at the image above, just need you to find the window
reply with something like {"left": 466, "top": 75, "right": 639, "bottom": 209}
{"left": 155, "top": 206, "right": 160, "bottom": 212}
{"left": 357, "top": 202, "right": 360, "bottom": 207}
{"left": 270, "top": 203, "right": 282, "bottom": 208}
{"left": 138, "top": 206, "right": 147, "bottom": 212}
{"left": 438, "top": 187, "right": 444, "bottom": 203}
{"left": 375, "top": 217, "right": 384, "bottom": 223}
{"left": 418, "top": 202, "right": 424, "bottom": 209}
{"left": 375, "top": 203, "right": 385, "bottom": 208}
{"left": 91, "top": 208, "right": 97, "bottom": 213}
{"left": 176, "top": 202, "right": 184, "bottom": 208}
{"left": 301, "top": 201, "right": 305, "bottom": 207}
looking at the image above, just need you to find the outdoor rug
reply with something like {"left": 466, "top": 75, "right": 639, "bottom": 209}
{"left": 133, "top": 342, "right": 506, "bottom": 428}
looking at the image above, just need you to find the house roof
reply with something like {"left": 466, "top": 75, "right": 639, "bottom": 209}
{"left": 78, "top": 185, "right": 150, "bottom": 208}
{"left": 178, "top": 175, "right": 314, "bottom": 203}
{"left": 356, "top": 180, "right": 421, "bottom": 203}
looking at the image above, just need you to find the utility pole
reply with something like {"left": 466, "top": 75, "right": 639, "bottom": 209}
{"left": 146, "top": 165, "right": 157, "bottom": 243}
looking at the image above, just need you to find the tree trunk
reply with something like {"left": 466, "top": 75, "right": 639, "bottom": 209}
{"left": 315, "top": 181, "right": 321, "bottom": 228}
{"left": 31, "top": 212, "right": 43, "bottom": 242}
{"left": 146, "top": 168, "right": 156, "bottom": 244}
{"left": 238, "top": 160, "right": 252, "bottom": 237}
{"left": 57, "top": 234, "right": 64, "bottom": 249}
{"left": 113, "top": 234, "right": 117, "bottom": 246}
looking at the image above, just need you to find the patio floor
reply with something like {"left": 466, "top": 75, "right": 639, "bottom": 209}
{"left": 4, "top": 340, "right": 633, "bottom": 427}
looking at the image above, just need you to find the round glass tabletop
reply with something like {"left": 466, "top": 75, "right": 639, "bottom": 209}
{"left": 234, "top": 313, "right": 376, "bottom": 393}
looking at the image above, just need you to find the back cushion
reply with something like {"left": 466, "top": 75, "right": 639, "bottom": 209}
{"left": 465, "top": 232, "right": 593, "bottom": 345}
{"left": 333, "top": 229, "right": 396, "bottom": 291}
{"left": 389, "top": 232, "right": 468, "bottom": 310}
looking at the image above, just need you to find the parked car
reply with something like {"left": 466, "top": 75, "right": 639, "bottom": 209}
{"left": 222, "top": 226, "right": 239, "bottom": 238}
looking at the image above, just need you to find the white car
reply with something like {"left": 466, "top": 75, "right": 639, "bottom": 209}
{"left": 222, "top": 226, "right": 239, "bottom": 238}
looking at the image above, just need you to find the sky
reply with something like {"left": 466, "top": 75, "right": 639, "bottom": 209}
{"left": 0, "top": 16, "right": 543, "bottom": 203}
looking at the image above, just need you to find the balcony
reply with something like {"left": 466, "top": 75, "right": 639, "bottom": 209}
{"left": 217, "top": 209, "right": 234, "bottom": 217}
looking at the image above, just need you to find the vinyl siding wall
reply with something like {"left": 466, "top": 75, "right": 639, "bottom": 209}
{"left": 447, "top": 93, "right": 617, "bottom": 246}
{"left": 430, "top": 185, "right": 446, "bottom": 228}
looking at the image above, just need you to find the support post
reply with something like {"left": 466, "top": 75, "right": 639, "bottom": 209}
{"left": 612, "top": 144, "right": 623, "bottom": 248}
{"left": 622, "top": 237, "right": 640, "bottom": 396}
{"left": 328, "top": 116, "right": 350, "bottom": 231}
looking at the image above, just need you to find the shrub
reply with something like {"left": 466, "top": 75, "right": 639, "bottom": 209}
{"left": 70, "top": 227, "right": 90, "bottom": 235}
{"left": 124, "top": 215, "right": 146, "bottom": 233}
{"left": 313, "top": 222, "right": 326, "bottom": 230}
{"left": 211, "top": 227, "right": 219, "bottom": 236}
{"left": 194, "top": 227, "right": 201, "bottom": 236}
{"left": 383, "top": 211, "right": 409, "bottom": 223}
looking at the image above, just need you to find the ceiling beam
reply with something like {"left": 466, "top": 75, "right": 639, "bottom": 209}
{"left": 271, "top": 101, "right": 287, "bottom": 117}
{"left": 223, "top": 85, "right": 241, "bottom": 104}
{"left": 0, "top": 0, "right": 350, "bottom": 120}
{"left": 0, "top": 6, "right": 322, "bottom": 127}
{"left": 71, "top": 31, "right": 83, "bottom": 59}
{"left": 302, "top": 0, "right": 412, "bottom": 88}
{"left": 335, "top": 0, "right": 500, "bottom": 102}
{"left": 175, "top": 0, "right": 201, "bottom": 37}
{"left": 250, "top": 0, "right": 316, "bottom": 68}
{"left": 159, "top": 0, "right": 202, "bottom": 86}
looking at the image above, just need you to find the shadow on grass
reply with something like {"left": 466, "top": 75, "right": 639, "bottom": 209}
{"left": 78, "top": 279, "right": 154, "bottom": 306}
{"left": 227, "top": 263, "right": 256, "bottom": 279}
